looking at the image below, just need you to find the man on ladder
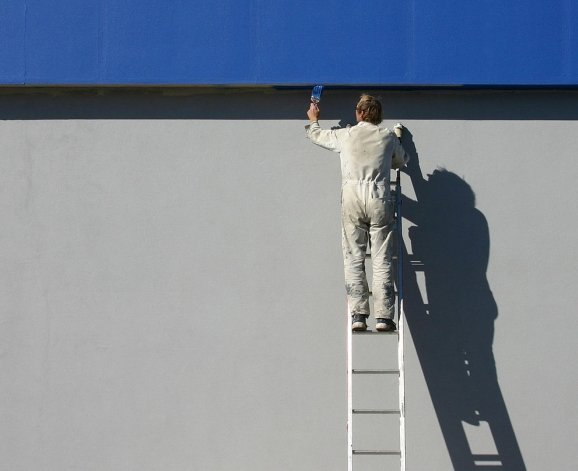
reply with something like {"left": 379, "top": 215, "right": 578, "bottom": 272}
{"left": 305, "top": 94, "right": 409, "bottom": 331}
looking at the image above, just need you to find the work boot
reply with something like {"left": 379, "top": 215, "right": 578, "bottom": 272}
{"left": 351, "top": 315, "right": 368, "bottom": 332}
{"left": 376, "top": 318, "right": 397, "bottom": 332}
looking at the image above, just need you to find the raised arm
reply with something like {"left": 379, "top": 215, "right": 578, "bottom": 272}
{"left": 304, "top": 102, "right": 343, "bottom": 152}
{"left": 392, "top": 135, "right": 410, "bottom": 169}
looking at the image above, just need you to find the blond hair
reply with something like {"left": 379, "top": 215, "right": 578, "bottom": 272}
{"left": 356, "top": 94, "right": 382, "bottom": 125}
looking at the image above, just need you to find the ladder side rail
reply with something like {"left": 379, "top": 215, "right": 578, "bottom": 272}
{"left": 396, "top": 168, "right": 406, "bottom": 471}
{"left": 347, "top": 307, "right": 353, "bottom": 471}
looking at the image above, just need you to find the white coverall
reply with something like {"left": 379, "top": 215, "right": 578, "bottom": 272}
{"left": 305, "top": 120, "right": 409, "bottom": 319}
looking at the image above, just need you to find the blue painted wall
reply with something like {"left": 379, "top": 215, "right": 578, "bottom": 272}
{"left": 1, "top": 0, "right": 576, "bottom": 86}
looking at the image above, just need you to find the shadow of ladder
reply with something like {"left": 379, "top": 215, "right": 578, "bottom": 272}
{"left": 405, "top": 229, "right": 509, "bottom": 470}
{"left": 409, "top": 257, "right": 508, "bottom": 470}
{"left": 347, "top": 170, "right": 406, "bottom": 471}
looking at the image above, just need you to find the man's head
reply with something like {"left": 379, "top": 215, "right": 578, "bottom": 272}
{"left": 355, "top": 94, "right": 382, "bottom": 125}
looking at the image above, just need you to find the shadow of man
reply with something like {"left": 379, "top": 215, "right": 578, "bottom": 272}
{"left": 399, "top": 130, "right": 526, "bottom": 470}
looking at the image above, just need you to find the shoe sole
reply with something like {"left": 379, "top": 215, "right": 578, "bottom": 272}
{"left": 352, "top": 321, "right": 367, "bottom": 331}
{"left": 376, "top": 323, "right": 396, "bottom": 332}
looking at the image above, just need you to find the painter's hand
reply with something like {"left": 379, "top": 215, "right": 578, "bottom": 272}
{"left": 307, "top": 102, "right": 320, "bottom": 122}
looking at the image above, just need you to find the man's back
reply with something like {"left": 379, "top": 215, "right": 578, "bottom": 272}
{"left": 338, "top": 121, "right": 399, "bottom": 183}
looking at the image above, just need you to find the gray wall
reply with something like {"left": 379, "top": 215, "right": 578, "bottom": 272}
{"left": 1, "top": 89, "right": 577, "bottom": 470}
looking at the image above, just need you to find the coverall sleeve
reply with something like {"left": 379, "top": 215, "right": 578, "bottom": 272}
{"left": 391, "top": 136, "right": 410, "bottom": 169}
{"left": 305, "top": 121, "right": 345, "bottom": 153}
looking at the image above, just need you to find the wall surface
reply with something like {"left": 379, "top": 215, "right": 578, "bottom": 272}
{"left": 0, "top": 1, "right": 577, "bottom": 85}
{"left": 1, "top": 89, "right": 578, "bottom": 471}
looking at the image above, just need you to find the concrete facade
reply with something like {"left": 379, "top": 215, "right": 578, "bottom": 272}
{"left": 1, "top": 89, "right": 577, "bottom": 470}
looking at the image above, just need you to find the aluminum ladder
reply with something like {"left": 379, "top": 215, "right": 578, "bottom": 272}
{"left": 347, "top": 169, "right": 405, "bottom": 471}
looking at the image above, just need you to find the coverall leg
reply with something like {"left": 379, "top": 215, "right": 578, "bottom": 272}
{"left": 342, "top": 183, "right": 395, "bottom": 319}
{"left": 368, "top": 190, "right": 396, "bottom": 320}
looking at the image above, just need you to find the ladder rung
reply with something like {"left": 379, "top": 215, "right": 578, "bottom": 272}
{"left": 365, "top": 254, "right": 399, "bottom": 259}
{"left": 353, "top": 449, "right": 401, "bottom": 455}
{"left": 352, "top": 330, "right": 398, "bottom": 335}
{"left": 352, "top": 409, "right": 400, "bottom": 414}
{"left": 352, "top": 369, "right": 399, "bottom": 374}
